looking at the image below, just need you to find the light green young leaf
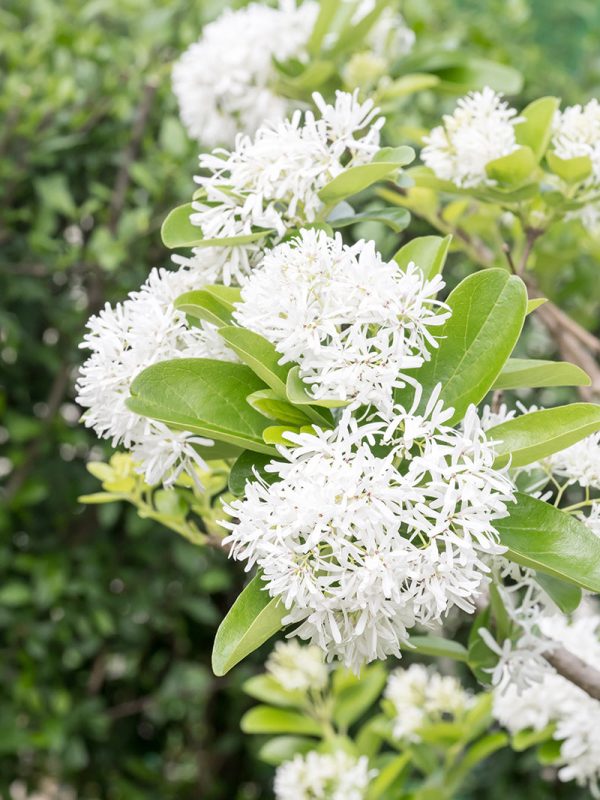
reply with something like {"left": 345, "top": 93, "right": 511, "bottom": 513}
{"left": 527, "top": 297, "right": 547, "bottom": 313}
{"left": 247, "top": 389, "right": 313, "bottom": 425}
{"left": 212, "top": 574, "right": 285, "bottom": 676}
{"left": 511, "top": 724, "right": 556, "bottom": 752}
{"left": 241, "top": 705, "right": 322, "bottom": 736}
{"left": 332, "top": 663, "right": 387, "bottom": 730}
{"left": 161, "top": 203, "right": 274, "bottom": 248}
{"left": 258, "top": 736, "right": 315, "bottom": 765}
{"left": 397, "top": 269, "right": 527, "bottom": 424}
{"left": 515, "top": 97, "right": 560, "bottom": 161}
{"left": 546, "top": 151, "right": 593, "bottom": 184}
{"left": 329, "top": 206, "right": 411, "bottom": 233}
{"left": 218, "top": 326, "right": 291, "bottom": 397}
{"left": 496, "top": 493, "right": 600, "bottom": 592}
{"left": 407, "top": 635, "right": 469, "bottom": 662}
{"left": 485, "top": 146, "right": 538, "bottom": 187}
{"left": 243, "top": 675, "right": 305, "bottom": 709}
{"left": 286, "top": 366, "right": 349, "bottom": 411}
{"left": 318, "top": 148, "right": 414, "bottom": 204}
{"left": 489, "top": 403, "right": 600, "bottom": 467}
{"left": 365, "top": 753, "right": 411, "bottom": 800}
{"left": 393, "top": 235, "right": 452, "bottom": 279}
{"left": 306, "top": 0, "right": 341, "bottom": 55}
{"left": 128, "top": 358, "right": 277, "bottom": 456}
{"left": 175, "top": 290, "right": 233, "bottom": 327}
{"left": 492, "top": 358, "right": 590, "bottom": 390}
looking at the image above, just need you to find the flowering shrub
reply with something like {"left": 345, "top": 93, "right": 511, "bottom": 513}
{"left": 74, "top": 1, "right": 600, "bottom": 797}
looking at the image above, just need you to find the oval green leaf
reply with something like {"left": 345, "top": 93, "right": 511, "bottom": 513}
{"left": 492, "top": 358, "right": 590, "bottom": 390}
{"left": 394, "top": 234, "right": 452, "bottom": 279}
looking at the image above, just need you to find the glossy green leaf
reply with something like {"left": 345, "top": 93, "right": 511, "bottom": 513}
{"left": 365, "top": 753, "right": 410, "bottom": 800}
{"left": 243, "top": 675, "right": 305, "bottom": 709}
{"left": 161, "top": 203, "right": 274, "bottom": 248}
{"left": 258, "top": 736, "right": 315, "bottom": 766}
{"left": 394, "top": 235, "right": 452, "bottom": 279}
{"left": 241, "top": 706, "right": 322, "bottom": 736}
{"left": 318, "top": 149, "right": 414, "bottom": 204}
{"left": 332, "top": 663, "right": 387, "bottom": 729}
{"left": 329, "top": 206, "right": 410, "bottom": 233}
{"left": 228, "top": 450, "right": 278, "bottom": 496}
{"left": 515, "top": 97, "right": 560, "bottom": 160}
{"left": 527, "top": 297, "right": 547, "bottom": 313}
{"left": 535, "top": 573, "right": 582, "bottom": 615}
{"left": 489, "top": 403, "right": 600, "bottom": 467}
{"left": 496, "top": 493, "right": 600, "bottom": 592}
{"left": 467, "top": 608, "right": 498, "bottom": 686}
{"left": 486, "top": 146, "right": 537, "bottom": 187}
{"left": 217, "top": 326, "right": 291, "bottom": 397}
{"left": 262, "top": 424, "right": 301, "bottom": 445}
{"left": 492, "top": 358, "right": 590, "bottom": 390}
{"left": 512, "top": 724, "right": 556, "bottom": 753}
{"left": 212, "top": 574, "right": 285, "bottom": 676}
{"left": 546, "top": 151, "right": 593, "bottom": 184}
{"left": 398, "top": 270, "right": 527, "bottom": 423}
{"left": 247, "top": 389, "right": 313, "bottom": 425}
{"left": 175, "top": 290, "right": 233, "bottom": 327}
{"left": 407, "top": 634, "right": 469, "bottom": 662}
{"left": 128, "top": 358, "right": 277, "bottom": 456}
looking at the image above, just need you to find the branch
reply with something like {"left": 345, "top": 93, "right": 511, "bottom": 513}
{"left": 544, "top": 647, "right": 600, "bottom": 702}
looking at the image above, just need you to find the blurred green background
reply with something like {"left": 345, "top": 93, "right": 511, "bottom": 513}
{"left": 1, "top": 0, "right": 599, "bottom": 797}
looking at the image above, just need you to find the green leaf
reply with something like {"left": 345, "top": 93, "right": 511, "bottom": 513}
{"left": 492, "top": 358, "right": 590, "bottom": 390}
{"left": 247, "top": 389, "right": 313, "bottom": 425}
{"left": 318, "top": 150, "right": 414, "bottom": 204}
{"left": 398, "top": 270, "right": 527, "bottom": 423}
{"left": 307, "top": 0, "right": 341, "bottom": 55}
{"left": 161, "top": 203, "right": 274, "bottom": 248}
{"left": 258, "top": 736, "right": 315, "bottom": 765}
{"left": 262, "top": 425, "right": 303, "bottom": 445}
{"left": 329, "top": 206, "right": 411, "bottom": 233}
{"left": 512, "top": 724, "right": 556, "bottom": 753}
{"left": 407, "top": 635, "right": 468, "bottom": 662}
{"left": 229, "top": 450, "right": 279, "bottom": 496}
{"left": 328, "top": 0, "right": 388, "bottom": 56}
{"left": 485, "top": 146, "right": 538, "bottom": 187}
{"left": 489, "top": 403, "right": 600, "bottom": 467}
{"left": 128, "top": 358, "right": 277, "bottom": 456}
{"left": 496, "top": 493, "right": 600, "bottom": 592}
{"left": 394, "top": 235, "right": 452, "bottom": 279}
{"left": 212, "top": 574, "right": 285, "bottom": 676}
{"left": 365, "top": 753, "right": 411, "bottom": 800}
{"left": 332, "top": 663, "right": 387, "bottom": 730}
{"left": 515, "top": 97, "right": 560, "bottom": 161}
{"left": 446, "top": 732, "right": 509, "bottom": 791}
{"left": 286, "top": 366, "right": 349, "bottom": 410}
{"left": 243, "top": 675, "right": 305, "bottom": 709}
{"left": 537, "top": 738, "right": 562, "bottom": 765}
{"left": 546, "top": 151, "right": 593, "bottom": 184}
{"left": 468, "top": 607, "right": 498, "bottom": 685}
{"left": 204, "top": 284, "right": 241, "bottom": 306}
{"left": 175, "top": 290, "right": 233, "bottom": 327}
{"left": 241, "top": 706, "right": 322, "bottom": 736}
{"left": 535, "top": 573, "right": 581, "bottom": 615}
{"left": 527, "top": 297, "right": 547, "bottom": 313}
{"left": 217, "top": 327, "right": 290, "bottom": 398}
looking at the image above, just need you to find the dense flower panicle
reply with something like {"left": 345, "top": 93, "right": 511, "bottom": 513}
{"left": 493, "top": 610, "right": 600, "bottom": 796}
{"left": 187, "top": 91, "right": 384, "bottom": 284}
{"left": 234, "top": 229, "right": 449, "bottom": 411}
{"left": 172, "top": 1, "right": 318, "bottom": 146}
{"left": 223, "top": 398, "right": 515, "bottom": 671}
{"left": 77, "top": 265, "right": 235, "bottom": 486}
{"left": 385, "top": 664, "right": 473, "bottom": 742}
{"left": 274, "top": 751, "right": 375, "bottom": 800}
{"left": 552, "top": 100, "right": 600, "bottom": 184}
{"left": 422, "top": 88, "right": 522, "bottom": 188}
{"left": 547, "top": 432, "right": 600, "bottom": 490}
{"left": 266, "top": 640, "right": 329, "bottom": 693}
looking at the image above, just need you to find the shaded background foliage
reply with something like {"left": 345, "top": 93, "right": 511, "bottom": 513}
{"left": 1, "top": 0, "right": 599, "bottom": 796}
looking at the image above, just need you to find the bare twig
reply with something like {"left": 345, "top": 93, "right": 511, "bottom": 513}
{"left": 544, "top": 647, "right": 600, "bottom": 702}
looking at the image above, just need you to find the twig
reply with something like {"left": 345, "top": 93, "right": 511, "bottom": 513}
{"left": 544, "top": 647, "right": 600, "bottom": 702}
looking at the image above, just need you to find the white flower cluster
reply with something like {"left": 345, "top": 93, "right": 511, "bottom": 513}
{"left": 493, "top": 609, "right": 600, "bottom": 796}
{"left": 422, "top": 87, "right": 522, "bottom": 188}
{"left": 274, "top": 751, "right": 374, "bottom": 800}
{"left": 266, "top": 640, "right": 329, "bottom": 693}
{"left": 385, "top": 663, "right": 473, "bottom": 742}
{"left": 224, "top": 392, "right": 515, "bottom": 671}
{"left": 552, "top": 99, "right": 600, "bottom": 185}
{"left": 234, "top": 228, "right": 449, "bottom": 411}
{"left": 548, "top": 431, "right": 600, "bottom": 490}
{"left": 77, "top": 260, "right": 235, "bottom": 486}
{"left": 185, "top": 91, "right": 384, "bottom": 284}
{"left": 172, "top": 1, "right": 319, "bottom": 146}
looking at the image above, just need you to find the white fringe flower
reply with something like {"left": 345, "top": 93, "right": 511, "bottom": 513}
{"left": 385, "top": 664, "right": 473, "bottom": 742}
{"left": 266, "top": 640, "right": 329, "bottom": 693}
{"left": 172, "top": 1, "right": 319, "bottom": 146}
{"left": 234, "top": 228, "right": 449, "bottom": 412}
{"left": 547, "top": 432, "right": 600, "bottom": 490}
{"left": 187, "top": 91, "right": 384, "bottom": 284}
{"left": 493, "top": 609, "right": 600, "bottom": 797}
{"left": 274, "top": 751, "right": 375, "bottom": 800}
{"left": 223, "top": 393, "right": 515, "bottom": 671}
{"left": 422, "top": 87, "right": 522, "bottom": 188}
{"left": 77, "top": 264, "right": 235, "bottom": 486}
{"left": 552, "top": 99, "right": 600, "bottom": 184}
